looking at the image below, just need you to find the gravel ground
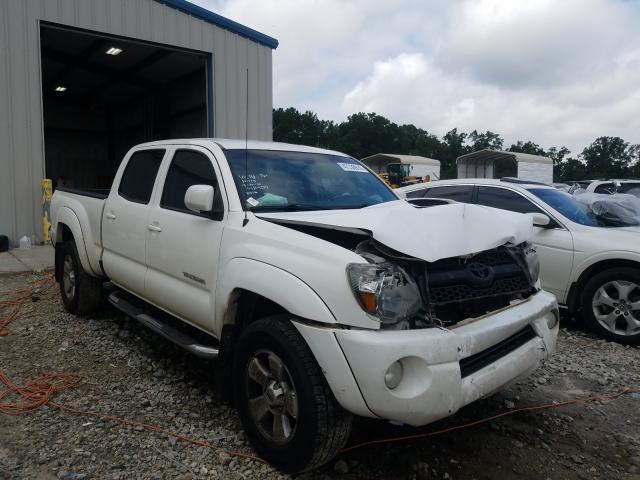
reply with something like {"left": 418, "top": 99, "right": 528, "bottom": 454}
{"left": 1, "top": 271, "right": 640, "bottom": 480}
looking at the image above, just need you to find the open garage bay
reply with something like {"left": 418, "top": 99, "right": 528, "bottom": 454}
{"left": 41, "top": 23, "right": 209, "bottom": 191}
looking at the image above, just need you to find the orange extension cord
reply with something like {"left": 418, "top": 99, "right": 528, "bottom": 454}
{"left": 1, "top": 270, "right": 638, "bottom": 463}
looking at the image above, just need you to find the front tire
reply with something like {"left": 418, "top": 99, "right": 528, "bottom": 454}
{"left": 232, "top": 316, "right": 352, "bottom": 473}
{"left": 581, "top": 267, "right": 640, "bottom": 344}
{"left": 59, "top": 240, "right": 103, "bottom": 315}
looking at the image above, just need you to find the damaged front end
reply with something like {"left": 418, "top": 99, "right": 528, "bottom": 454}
{"left": 348, "top": 240, "right": 540, "bottom": 330}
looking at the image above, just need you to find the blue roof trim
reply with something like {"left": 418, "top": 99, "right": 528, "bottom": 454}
{"left": 155, "top": 0, "right": 279, "bottom": 49}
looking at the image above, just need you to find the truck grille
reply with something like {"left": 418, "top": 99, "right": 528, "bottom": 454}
{"left": 430, "top": 276, "right": 531, "bottom": 304}
{"left": 420, "top": 245, "right": 535, "bottom": 325}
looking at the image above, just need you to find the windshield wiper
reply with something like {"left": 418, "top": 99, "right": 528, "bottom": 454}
{"left": 250, "top": 203, "right": 372, "bottom": 212}
{"left": 249, "top": 203, "right": 327, "bottom": 212}
{"left": 329, "top": 204, "right": 371, "bottom": 210}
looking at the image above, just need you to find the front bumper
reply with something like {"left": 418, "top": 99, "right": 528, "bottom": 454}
{"left": 294, "top": 290, "right": 558, "bottom": 427}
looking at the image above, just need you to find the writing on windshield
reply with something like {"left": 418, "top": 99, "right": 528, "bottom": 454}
{"left": 225, "top": 149, "right": 397, "bottom": 211}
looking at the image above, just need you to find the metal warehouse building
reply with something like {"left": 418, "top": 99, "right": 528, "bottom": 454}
{"left": 0, "top": 0, "right": 277, "bottom": 246}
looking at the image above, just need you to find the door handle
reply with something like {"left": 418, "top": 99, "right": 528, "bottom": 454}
{"left": 147, "top": 224, "right": 162, "bottom": 232}
{"left": 105, "top": 212, "right": 116, "bottom": 220}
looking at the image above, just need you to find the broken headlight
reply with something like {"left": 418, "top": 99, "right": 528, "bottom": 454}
{"left": 522, "top": 242, "right": 540, "bottom": 285}
{"left": 347, "top": 262, "right": 422, "bottom": 324}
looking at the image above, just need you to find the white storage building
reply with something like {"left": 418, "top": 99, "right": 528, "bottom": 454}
{"left": 456, "top": 149, "right": 553, "bottom": 184}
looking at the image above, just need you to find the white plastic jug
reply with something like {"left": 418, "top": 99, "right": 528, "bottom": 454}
{"left": 19, "top": 235, "right": 31, "bottom": 250}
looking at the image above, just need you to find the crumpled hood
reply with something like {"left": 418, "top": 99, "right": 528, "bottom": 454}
{"left": 255, "top": 200, "right": 533, "bottom": 262}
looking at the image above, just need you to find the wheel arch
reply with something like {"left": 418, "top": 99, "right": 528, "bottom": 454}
{"left": 567, "top": 258, "right": 640, "bottom": 313}
{"left": 213, "top": 258, "right": 337, "bottom": 402}
{"left": 54, "top": 208, "right": 95, "bottom": 278}
{"left": 216, "top": 258, "right": 337, "bottom": 329}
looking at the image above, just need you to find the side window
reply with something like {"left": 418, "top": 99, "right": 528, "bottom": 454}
{"left": 161, "top": 149, "right": 218, "bottom": 214}
{"left": 405, "top": 188, "right": 429, "bottom": 199}
{"left": 477, "top": 186, "right": 543, "bottom": 214}
{"left": 118, "top": 149, "right": 165, "bottom": 204}
{"left": 424, "top": 185, "right": 473, "bottom": 203}
{"left": 594, "top": 183, "right": 614, "bottom": 194}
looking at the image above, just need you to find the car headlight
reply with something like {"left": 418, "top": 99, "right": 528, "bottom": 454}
{"left": 347, "top": 262, "right": 422, "bottom": 324}
{"left": 522, "top": 242, "right": 540, "bottom": 285}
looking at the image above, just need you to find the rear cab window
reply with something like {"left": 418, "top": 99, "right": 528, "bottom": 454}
{"left": 118, "top": 149, "right": 165, "bottom": 204}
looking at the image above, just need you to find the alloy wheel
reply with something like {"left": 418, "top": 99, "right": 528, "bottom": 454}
{"left": 62, "top": 254, "right": 76, "bottom": 301}
{"left": 592, "top": 280, "right": 640, "bottom": 336}
{"left": 245, "top": 349, "right": 299, "bottom": 445}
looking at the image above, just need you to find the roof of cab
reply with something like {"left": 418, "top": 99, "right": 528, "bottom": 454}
{"left": 134, "top": 138, "right": 349, "bottom": 157}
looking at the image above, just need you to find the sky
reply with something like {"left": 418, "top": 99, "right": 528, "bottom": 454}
{"left": 192, "top": 0, "right": 640, "bottom": 155}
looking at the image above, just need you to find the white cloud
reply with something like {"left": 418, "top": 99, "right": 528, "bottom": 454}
{"left": 192, "top": 0, "right": 640, "bottom": 154}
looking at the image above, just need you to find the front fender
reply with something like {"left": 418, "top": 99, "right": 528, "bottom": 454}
{"left": 573, "top": 250, "right": 640, "bottom": 279}
{"left": 55, "top": 207, "right": 97, "bottom": 276}
{"left": 216, "top": 258, "right": 337, "bottom": 328}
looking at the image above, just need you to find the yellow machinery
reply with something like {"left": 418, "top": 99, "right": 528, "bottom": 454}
{"left": 380, "top": 163, "right": 429, "bottom": 188}
{"left": 360, "top": 154, "right": 440, "bottom": 188}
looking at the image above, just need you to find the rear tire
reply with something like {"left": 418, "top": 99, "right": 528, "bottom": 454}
{"left": 232, "top": 315, "right": 352, "bottom": 473}
{"left": 581, "top": 267, "right": 640, "bottom": 344}
{"left": 59, "top": 240, "right": 103, "bottom": 315}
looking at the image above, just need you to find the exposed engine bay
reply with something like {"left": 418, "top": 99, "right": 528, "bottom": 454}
{"left": 352, "top": 239, "right": 539, "bottom": 329}
{"left": 262, "top": 215, "right": 540, "bottom": 330}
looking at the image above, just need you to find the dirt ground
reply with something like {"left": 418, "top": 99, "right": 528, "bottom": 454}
{"left": 1, "top": 271, "right": 639, "bottom": 480}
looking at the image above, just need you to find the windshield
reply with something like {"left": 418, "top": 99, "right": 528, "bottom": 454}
{"left": 225, "top": 149, "right": 397, "bottom": 211}
{"left": 528, "top": 188, "right": 609, "bottom": 227}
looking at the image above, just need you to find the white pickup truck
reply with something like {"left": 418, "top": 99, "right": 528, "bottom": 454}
{"left": 50, "top": 139, "right": 559, "bottom": 472}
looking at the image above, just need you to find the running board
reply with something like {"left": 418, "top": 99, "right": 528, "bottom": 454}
{"left": 108, "top": 290, "right": 219, "bottom": 359}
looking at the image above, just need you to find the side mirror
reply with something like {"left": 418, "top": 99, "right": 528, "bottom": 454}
{"left": 529, "top": 212, "right": 551, "bottom": 227}
{"left": 184, "top": 185, "right": 214, "bottom": 213}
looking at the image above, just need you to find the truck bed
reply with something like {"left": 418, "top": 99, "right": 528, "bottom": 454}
{"left": 55, "top": 186, "right": 110, "bottom": 199}
{"left": 51, "top": 187, "right": 107, "bottom": 277}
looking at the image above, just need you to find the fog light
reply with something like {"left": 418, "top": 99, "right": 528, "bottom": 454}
{"left": 384, "top": 361, "right": 403, "bottom": 389}
{"left": 546, "top": 312, "right": 559, "bottom": 329}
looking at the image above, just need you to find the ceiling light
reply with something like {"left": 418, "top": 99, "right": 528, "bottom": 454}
{"left": 54, "top": 86, "right": 67, "bottom": 92}
{"left": 105, "top": 47, "right": 122, "bottom": 56}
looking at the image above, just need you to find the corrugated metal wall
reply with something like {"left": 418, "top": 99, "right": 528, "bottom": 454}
{"left": 0, "top": 0, "right": 273, "bottom": 245}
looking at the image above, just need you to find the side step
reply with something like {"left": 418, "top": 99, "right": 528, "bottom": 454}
{"left": 108, "top": 290, "right": 219, "bottom": 359}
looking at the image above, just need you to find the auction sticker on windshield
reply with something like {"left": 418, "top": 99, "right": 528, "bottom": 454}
{"left": 337, "top": 162, "right": 368, "bottom": 173}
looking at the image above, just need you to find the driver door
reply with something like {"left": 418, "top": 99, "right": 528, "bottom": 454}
{"left": 144, "top": 146, "right": 226, "bottom": 330}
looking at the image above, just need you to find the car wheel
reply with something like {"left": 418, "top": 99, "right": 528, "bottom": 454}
{"left": 581, "top": 267, "right": 640, "bottom": 344}
{"left": 232, "top": 315, "right": 352, "bottom": 473}
{"left": 60, "top": 241, "right": 103, "bottom": 315}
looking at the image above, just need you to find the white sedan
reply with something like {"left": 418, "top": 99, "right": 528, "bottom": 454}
{"left": 397, "top": 178, "right": 640, "bottom": 344}
{"left": 584, "top": 179, "right": 640, "bottom": 197}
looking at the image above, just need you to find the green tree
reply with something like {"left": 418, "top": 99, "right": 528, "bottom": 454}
{"left": 440, "top": 129, "right": 469, "bottom": 179}
{"left": 556, "top": 158, "right": 586, "bottom": 181}
{"left": 581, "top": 136, "right": 633, "bottom": 179}
{"left": 509, "top": 141, "right": 546, "bottom": 156}
{"left": 272, "top": 107, "right": 337, "bottom": 147}
{"left": 272, "top": 107, "right": 638, "bottom": 182}
{"left": 468, "top": 130, "right": 504, "bottom": 152}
